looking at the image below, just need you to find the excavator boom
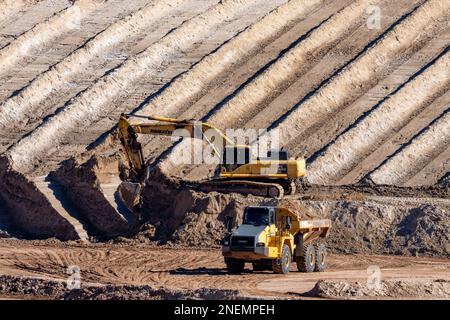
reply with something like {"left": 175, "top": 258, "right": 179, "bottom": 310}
{"left": 118, "top": 113, "right": 237, "bottom": 176}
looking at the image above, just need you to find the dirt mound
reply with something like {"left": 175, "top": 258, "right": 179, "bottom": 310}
{"left": 0, "top": 274, "right": 244, "bottom": 300}
{"left": 50, "top": 154, "right": 138, "bottom": 239}
{"left": 307, "top": 50, "right": 450, "bottom": 185}
{"left": 277, "top": 199, "right": 315, "bottom": 219}
{"left": 142, "top": 174, "right": 264, "bottom": 245}
{"left": 66, "top": 285, "right": 242, "bottom": 300}
{"left": 325, "top": 202, "right": 450, "bottom": 257}
{"left": 0, "top": 275, "right": 67, "bottom": 298}
{"left": 140, "top": 172, "right": 450, "bottom": 257}
{"left": 295, "top": 181, "right": 450, "bottom": 200}
{"left": 0, "top": 156, "right": 83, "bottom": 240}
{"left": 308, "top": 279, "right": 450, "bottom": 299}
{"left": 388, "top": 205, "right": 450, "bottom": 256}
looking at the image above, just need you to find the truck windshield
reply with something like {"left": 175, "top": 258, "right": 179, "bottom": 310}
{"left": 243, "top": 208, "right": 270, "bottom": 226}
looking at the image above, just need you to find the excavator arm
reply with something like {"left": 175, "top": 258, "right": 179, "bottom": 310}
{"left": 117, "top": 113, "right": 238, "bottom": 177}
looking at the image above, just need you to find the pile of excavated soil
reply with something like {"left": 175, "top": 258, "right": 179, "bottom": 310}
{"left": 140, "top": 171, "right": 450, "bottom": 257}
{"left": 0, "top": 274, "right": 246, "bottom": 300}
{"left": 0, "top": 275, "right": 67, "bottom": 298}
{"left": 307, "top": 279, "right": 450, "bottom": 299}
{"left": 294, "top": 181, "right": 450, "bottom": 200}
{"left": 324, "top": 202, "right": 450, "bottom": 257}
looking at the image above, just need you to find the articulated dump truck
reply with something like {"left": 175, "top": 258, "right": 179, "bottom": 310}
{"left": 222, "top": 206, "right": 331, "bottom": 274}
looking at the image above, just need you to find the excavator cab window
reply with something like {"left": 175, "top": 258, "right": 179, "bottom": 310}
{"left": 221, "top": 146, "right": 251, "bottom": 172}
{"left": 267, "top": 149, "right": 289, "bottom": 161}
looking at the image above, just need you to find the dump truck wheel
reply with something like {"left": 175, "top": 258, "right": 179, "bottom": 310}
{"left": 272, "top": 244, "right": 291, "bottom": 274}
{"left": 296, "top": 243, "right": 315, "bottom": 272}
{"left": 225, "top": 258, "right": 245, "bottom": 274}
{"left": 314, "top": 243, "right": 327, "bottom": 272}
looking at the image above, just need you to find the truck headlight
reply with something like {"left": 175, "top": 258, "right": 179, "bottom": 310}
{"left": 224, "top": 240, "right": 229, "bottom": 246}
{"left": 256, "top": 242, "right": 265, "bottom": 247}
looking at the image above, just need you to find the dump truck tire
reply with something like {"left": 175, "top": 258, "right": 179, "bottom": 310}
{"left": 314, "top": 243, "right": 327, "bottom": 272}
{"left": 272, "top": 244, "right": 291, "bottom": 274}
{"left": 225, "top": 258, "right": 245, "bottom": 274}
{"left": 296, "top": 243, "right": 315, "bottom": 272}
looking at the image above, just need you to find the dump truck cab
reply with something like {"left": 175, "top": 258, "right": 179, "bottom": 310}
{"left": 222, "top": 206, "right": 331, "bottom": 274}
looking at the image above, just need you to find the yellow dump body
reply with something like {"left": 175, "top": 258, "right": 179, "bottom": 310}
{"left": 222, "top": 206, "right": 331, "bottom": 261}
{"left": 276, "top": 207, "right": 331, "bottom": 242}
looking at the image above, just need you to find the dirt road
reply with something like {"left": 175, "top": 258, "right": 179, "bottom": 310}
{"left": 0, "top": 239, "right": 448, "bottom": 299}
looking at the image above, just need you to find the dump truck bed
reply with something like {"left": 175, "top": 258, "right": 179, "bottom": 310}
{"left": 291, "top": 218, "right": 331, "bottom": 239}
{"left": 298, "top": 219, "right": 331, "bottom": 232}
{"left": 276, "top": 207, "right": 331, "bottom": 238}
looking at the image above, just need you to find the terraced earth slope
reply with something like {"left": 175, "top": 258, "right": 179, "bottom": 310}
{"left": 0, "top": 0, "right": 448, "bottom": 243}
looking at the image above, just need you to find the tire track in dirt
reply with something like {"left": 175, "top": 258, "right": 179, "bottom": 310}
{"left": 4, "top": 0, "right": 271, "bottom": 174}
{"left": 0, "top": 243, "right": 275, "bottom": 293}
{"left": 369, "top": 109, "right": 450, "bottom": 186}
{"left": 0, "top": 0, "right": 102, "bottom": 81}
{"left": 269, "top": 0, "right": 450, "bottom": 158}
{"left": 306, "top": 49, "right": 450, "bottom": 185}
{"left": 1, "top": 242, "right": 449, "bottom": 298}
{"left": 0, "top": 0, "right": 197, "bottom": 152}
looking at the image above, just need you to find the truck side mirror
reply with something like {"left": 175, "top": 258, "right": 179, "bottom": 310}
{"left": 225, "top": 216, "right": 232, "bottom": 232}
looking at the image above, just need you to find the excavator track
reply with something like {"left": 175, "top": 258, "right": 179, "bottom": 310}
{"left": 197, "top": 179, "right": 285, "bottom": 198}
{"left": 277, "top": 179, "right": 297, "bottom": 195}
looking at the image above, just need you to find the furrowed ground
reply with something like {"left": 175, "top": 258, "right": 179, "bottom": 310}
{"left": 0, "top": 0, "right": 448, "bottom": 300}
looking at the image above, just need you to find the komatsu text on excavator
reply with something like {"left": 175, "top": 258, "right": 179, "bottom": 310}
{"left": 118, "top": 113, "right": 306, "bottom": 199}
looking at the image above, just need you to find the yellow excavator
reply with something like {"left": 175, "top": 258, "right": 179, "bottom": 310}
{"left": 117, "top": 113, "right": 306, "bottom": 199}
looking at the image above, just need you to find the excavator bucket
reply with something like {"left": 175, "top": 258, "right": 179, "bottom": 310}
{"left": 117, "top": 180, "right": 142, "bottom": 212}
